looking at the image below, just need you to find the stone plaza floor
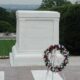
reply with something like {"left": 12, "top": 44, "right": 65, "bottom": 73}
{"left": 0, "top": 58, "right": 80, "bottom": 80}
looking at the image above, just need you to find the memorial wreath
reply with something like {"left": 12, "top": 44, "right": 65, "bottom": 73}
{"left": 44, "top": 44, "right": 69, "bottom": 72}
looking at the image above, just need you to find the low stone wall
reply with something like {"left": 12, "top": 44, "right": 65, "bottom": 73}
{"left": 0, "top": 33, "right": 16, "bottom": 40}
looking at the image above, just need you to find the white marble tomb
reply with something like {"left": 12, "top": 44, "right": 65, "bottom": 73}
{"left": 10, "top": 11, "right": 60, "bottom": 66}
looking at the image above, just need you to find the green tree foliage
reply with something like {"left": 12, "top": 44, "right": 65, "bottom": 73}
{"left": 53, "top": 0, "right": 68, "bottom": 6}
{"left": 7, "top": 11, "right": 16, "bottom": 31}
{"left": 0, "top": 21, "right": 13, "bottom": 32}
{"left": 41, "top": 0, "right": 55, "bottom": 9}
{"left": 39, "top": 4, "right": 80, "bottom": 55}
{"left": 51, "top": 4, "right": 80, "bottom": 55}
{"left": 40, "top": 0, "right": 71, "bottom": 9}
{"left": 0, "top": 7, "right": 16, "bottom": 32}
{"left": 56, "top": 0, "right": 71, "bottom": 6}
{"left": 63, "top": 5, "right": 80, "bottom": 55}
{"left": 0, "top": 7, "right": 9, "bottom": 21}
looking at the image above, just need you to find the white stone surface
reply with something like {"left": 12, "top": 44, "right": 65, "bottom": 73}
{"left": 0, "top": 71, "right": 4, "bottom": 80}
{"left": 10, "top": 11, "right": 60, "bottom": 66}
{"left": 31, "top": 70, "right": 63, "bottom": 80}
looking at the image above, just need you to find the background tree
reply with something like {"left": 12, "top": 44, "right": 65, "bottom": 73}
{"left": 53, "top": 0, "right": 71, "bottom": 6}
{"left": 0, "top": 21, "right": 14, "bottom": 32}
{"left": 41, "top": 0, "right": 55, "bottom": 9}
{"left": 40, "top": 0, "right": 71, "bottom": 9}
{"left": 0, "top": 7, "right": 16, "bottom": 32}
{"left": 50, "top": 4, "right": 80, "bottom": 55}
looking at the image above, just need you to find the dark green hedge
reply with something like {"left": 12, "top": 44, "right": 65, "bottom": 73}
{"left": 39, "top": 4, "right": 80, "bottom": 56}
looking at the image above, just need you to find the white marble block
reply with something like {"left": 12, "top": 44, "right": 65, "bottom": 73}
{"left": 31, "top": 70, "right": 63, "bottom": 80}
{"left": 10, "top": 11, "right": 60, "bottom": 66}
{"left": 0, "top": 71, "right": 4, "bottom": 80}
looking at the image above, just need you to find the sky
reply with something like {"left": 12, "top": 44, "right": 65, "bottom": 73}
{"left": 0, "top": 0, "right": 79, "bottom": 5}
{"left": 69, "top": 0, "right": 77, "bottom": 3}
{"left": 0, "top": 0, "right": 42, "bottom": 5}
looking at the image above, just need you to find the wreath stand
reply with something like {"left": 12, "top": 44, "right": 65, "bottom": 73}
{"left": 31, "top": 45, "right": 69, "bottom": 80}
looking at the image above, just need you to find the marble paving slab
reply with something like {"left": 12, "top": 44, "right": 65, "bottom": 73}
{"left": 0, "top": 71, "right": 4, "bottom": 80}
{"left": 31, "top": 70, "right": 63, "bottom": 80}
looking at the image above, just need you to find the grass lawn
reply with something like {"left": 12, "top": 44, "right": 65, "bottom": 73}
{"left": 0, "top": 40, "right": 15, "bottom": 56}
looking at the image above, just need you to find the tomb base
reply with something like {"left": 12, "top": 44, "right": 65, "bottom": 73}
{"left": 10, "top": 46, "right": 44, "bottom": 66}
{"left": 31, "top": 70, "right": 63, "bottom": 80}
